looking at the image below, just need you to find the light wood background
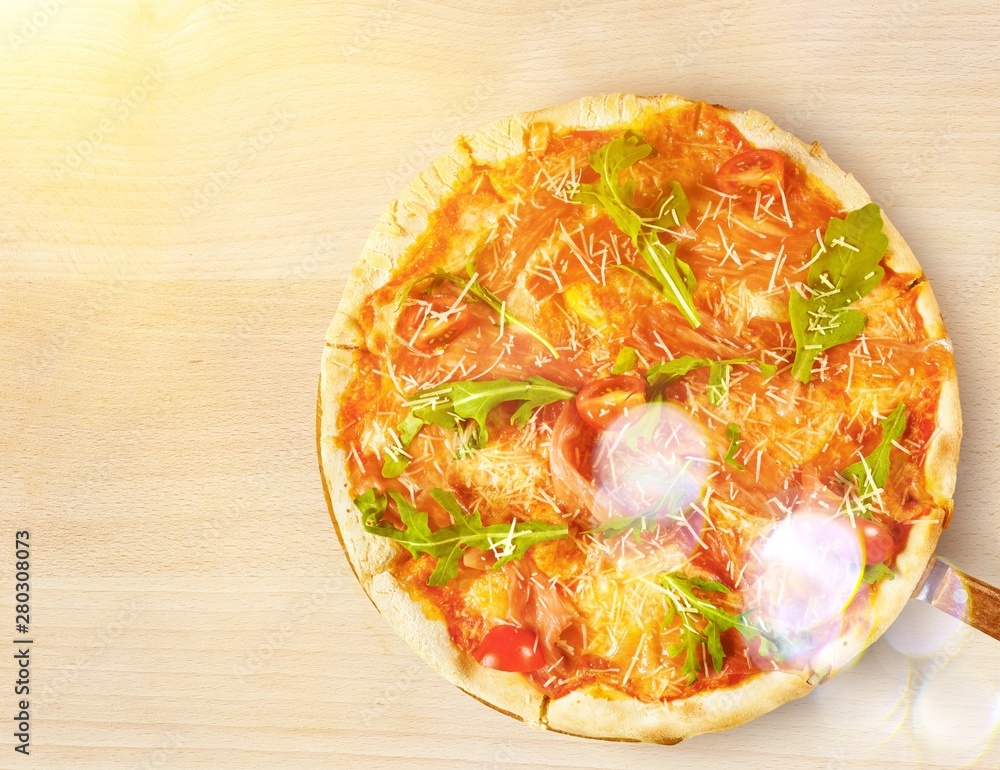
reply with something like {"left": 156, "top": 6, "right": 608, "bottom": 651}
{"left": 2, "top": 1, "right": 999, "bottom": 768}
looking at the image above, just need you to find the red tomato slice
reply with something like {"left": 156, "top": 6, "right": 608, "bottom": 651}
{"left": 399, "top": 294, "right": 471, "bottom": 350}
{"left": 716, "top": 149, "right": 786, "bottom": 198}
{"left": 860, "top": 519, "right": 895, "bottom": 565}
{"left": 474, "top": 625, "right": 545, "bottom": 672}
{"left": 575, "top": 375, "right": 647, "bottom": 431}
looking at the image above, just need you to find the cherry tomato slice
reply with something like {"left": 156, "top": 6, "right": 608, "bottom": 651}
{"left": 575, "top": 375, "right": 647, "bottom": 431}
{"left": 860, "top": 518, "right": 895, "bottom": 565}
{"left": 716, "top": 149, "right": 786, "bottom": 198}
{"left": 474, "top": 625, "right": 545, "bottom": 672}
{"left": 399, "top": 294, "right": 471, "bottom": 351}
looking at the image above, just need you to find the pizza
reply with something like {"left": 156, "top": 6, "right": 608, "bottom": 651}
{"left": 318, "top": 93, "right": 960, "bottom": 743}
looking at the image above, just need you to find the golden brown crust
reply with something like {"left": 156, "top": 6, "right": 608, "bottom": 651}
{"left": 913, "top": 276, "right": 961, "bottom": 517}
{"left": 913, "top": 280, "right": 949, "bottom": 341}
{"left": 925, "top": 372, "right": 962, "bottom": 509}
{"left": 319, "top": 344, "right": 397, "bottom": 586}
{"left": 909, "top": 279, "right": 961, "bottom": 523}
{"left": 318, "top": 92, "right": 960, "bottom": 742}
{"left": 543, "top": 672, "right": 813, "bottom": 743}
{"left": 366, "top": 573, "right": 547, "bottom": 724}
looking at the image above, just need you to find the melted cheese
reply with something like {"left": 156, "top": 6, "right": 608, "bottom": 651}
{"left": 464, "top": 570, "right": 509, "bottom": 620}
{"left": 563, "top": 280, "right": 609, "bottom": 331}
{"left": 571, "top": 544, "right": 703, "bottom": 697}
{"left": 452, "top": 434, "right": 552, "bottom": 517}
{"left": 718, "top": 279, "right": 790, "bottom": 333}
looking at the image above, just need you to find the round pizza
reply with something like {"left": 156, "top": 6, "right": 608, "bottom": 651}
{"left": 318, "top": 93, "right": 961, "bottom": 743}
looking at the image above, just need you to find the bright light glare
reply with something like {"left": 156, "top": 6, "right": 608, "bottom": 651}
{"left": 913, "top": 661, "right": 1000, "bottom": 766}
{"left": 744, "top": 511, "right": 864, "bottom": 639}
{"left": 884, "top": 596, "right": 966, "bottom": 658}
{"left": 591, "top": 401, "right": 710, "bottom": 529}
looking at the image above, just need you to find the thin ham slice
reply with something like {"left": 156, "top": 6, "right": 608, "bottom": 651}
{"left": 549, "top": 401, "right": 617, "bottom": 523}
{"left": 504, "top": 556, "right": 578, "bottom": 667}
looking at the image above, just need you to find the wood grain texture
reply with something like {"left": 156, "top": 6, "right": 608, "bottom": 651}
{"left": 916, "top": 557, "right": 1000, "bottom": 643}
{"left": 2, "top": 1, "right": 1000, "bottom": 767}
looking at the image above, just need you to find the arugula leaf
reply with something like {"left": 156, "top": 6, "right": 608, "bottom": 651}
{"left": 668, "top": 625, "right": 704, "bottom": 683}
{"left": 622, "top": 399, "right": 664, "bottom": 451}
{"left": 707, "top": 361, "right": 733, "bottom": 406}
{"left": 593, "top": 514, "right": 657, "bottom": 541}
{"left": 381, "top": 413, "right": 426, "bottom": 478}
{"left": 634, "top": 231, "right": 701, "bottom": 329}
{"left": 863, "top": 563, "right": 895, "bottom": 584}
{"left": 789, "top": 203, "right": 889, "bottom": 383}
{"left": 576, "top": 132, "right": 701, "bottom": 328}
{"left": 647, "top": 355, "right": 745, "bottom": 387}
{"left": 841, "top": 403, "right": 907, "bottom": 520}
{"left": 576, "top": 130, "right": 652, "bottom": 240}
{"left": 612, "top": 345, "right": 638, "bottom": 375}
{"left": 647, "top": 180, "right": 692, "bottom": 234}
{"left": 428, "top": 257, "right": 560, "bottom": 358}
{"left": 723, "top": 422, "right": 745, "bottom": 471}
{"left": 683, "top": 574, "right": 735, "bottom": 594}
{"left": 406, "top": 389, "right": 461, "bottom": 431}
{"left": 589, "top": 474, "right": 703, "bottom": 542}
{"left": 424, "top": 376, "right": 574, "bottom": 445}
{"left": 354, "top": 487, "right": 387, "bottom": 521}
{"left": 646, "top": 355, "right": 769, "bottom": 406}
{"left": 844, "top": 403, "right": 907, "bottom": 492}
{"left": 757, "top": 636, "right": 782, "bottom": 659}
{"left": 590, "top": 493, "right": 669, "bottom": 542}
{"left": 357, "top": 488, "right": 569, "bottom": 586}
{"left": 383, "top": 377, "right": 574, "bottom": 477}
{"left": 658, "top": 572, "right": 770, "bottom": 683}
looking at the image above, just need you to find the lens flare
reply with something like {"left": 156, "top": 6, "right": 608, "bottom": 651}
{"left": 591, "top": 401, "right": 710, "bottom": 543}
{"left": 884, "top": 596, "right": 967, "bottom": 659}
{"left": 912, "top": 656, "right": 1000, "bottom": 766}
{"left": 808, "top": 639, "right": 910, "bottom": 741}
{"left": 743, "top": 511, "right": 864, "bottom": 641}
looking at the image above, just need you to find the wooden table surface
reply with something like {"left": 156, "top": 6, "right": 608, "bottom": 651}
{"left": 3, "top": 1, "right": 1000, "bottom": 768}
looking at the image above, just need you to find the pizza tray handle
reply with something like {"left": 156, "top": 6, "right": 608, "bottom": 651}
{"left": 913, "top": 555, "right": 1000, "bottom": 642}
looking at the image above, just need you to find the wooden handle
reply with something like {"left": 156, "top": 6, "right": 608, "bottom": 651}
{"left": 913, "top": 556, "right": 1000, "bottom": 642}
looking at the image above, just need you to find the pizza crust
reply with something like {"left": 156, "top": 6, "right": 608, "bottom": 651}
{"left": 319, "top": 344, "right": 398, "bottom": 586}
{"left": 543, "top": 670, "right": 813, "bottom": 744}
{"left": 318, "top": 92, "right": 961, "bottom": 742}
{"left": 366, "top": 572, "right": 547, "bottom": 725}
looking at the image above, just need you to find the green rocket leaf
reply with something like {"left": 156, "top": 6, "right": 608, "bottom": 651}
{"left": 789, "top": 203, "right": 888, "bottom": 383}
